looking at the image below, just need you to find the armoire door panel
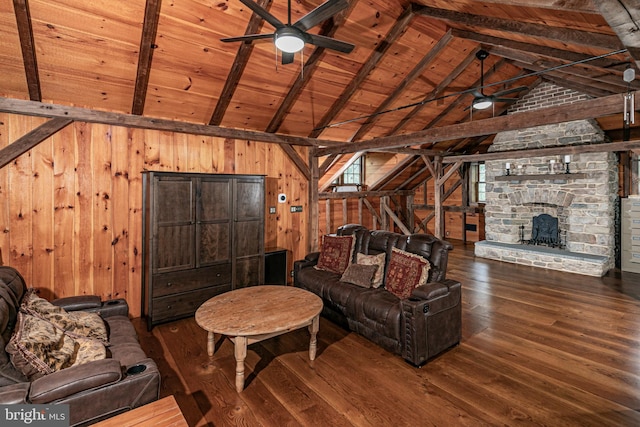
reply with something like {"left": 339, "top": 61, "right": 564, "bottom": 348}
{"left": 235, "top": 221, "right": 262, "bottom": 257}
{"left": 154, "top": 224, "right": 195, "bottom": 271}
{"left": 199, "top": 223, "right": 231, "bottom": 264}
{"left": 199, "top": 180, "right": 231, "bottom": 221}
{"left": 155, "top": 179, "right": 193, "bottom": 224}
{"left": 235, "top": 180, "right": 263, "bottom": 220}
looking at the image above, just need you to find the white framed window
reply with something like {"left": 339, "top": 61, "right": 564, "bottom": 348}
{"left": 470, "top": 162, "right": 486, "bottom": 203}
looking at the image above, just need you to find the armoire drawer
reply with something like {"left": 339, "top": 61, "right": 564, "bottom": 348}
{"left": 150, "top": 284, "right": 231, "bottom": 324}
{"left": 152, "top": 264, "right": 231, "bottom": 297}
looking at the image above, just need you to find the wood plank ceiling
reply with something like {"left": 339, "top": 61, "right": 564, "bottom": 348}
{"left": 1, "top": 0, "right": 639, "bottom": 190}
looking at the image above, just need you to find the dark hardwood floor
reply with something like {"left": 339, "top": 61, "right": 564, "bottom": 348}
{"left": 133, "top": 241, "right": 640, "bottom": 426}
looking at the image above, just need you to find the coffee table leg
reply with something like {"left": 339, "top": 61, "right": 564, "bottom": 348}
{"left": 308, "top": 314, "right": 319, "bottom": 361}
{"left": 234, "top": 336, "right": 247, "bottom": 392}
{"left": 207, "top": 331, "right": 215, "bottom": 356}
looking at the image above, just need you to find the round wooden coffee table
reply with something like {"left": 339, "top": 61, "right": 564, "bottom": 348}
{"left": 195, "top": 285, "right": 323, "bottom": 392}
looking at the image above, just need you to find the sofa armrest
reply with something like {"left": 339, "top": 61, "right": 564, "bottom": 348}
{"left": 401, "top": 279, "right": 462, "bottom": 366}
{"left": 304, "top": 252, "right": 320, "bottom": 263}
{"left": 50, "top": 295, "right": 102, "bottom": 311}
{"left": 0, "top": 382, "right": 30, "bottom": 404}
{"left": 29, "top": 359, "right": 122, "bottom": 404}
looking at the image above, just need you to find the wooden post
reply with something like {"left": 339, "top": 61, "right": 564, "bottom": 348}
{"left": 407, "top": 194, "right": 414, "bottom": 233}
{"left": 342, "top": 198, "right": 348, "bottom": 225}
{"left": 434, "top": 156, "right": 443, "bottom": 239}
{"left": 358, "top": 198, "right": 363, "bottom": 224}
{"left": 461, "top": 163, "right": 469, "bottom": 243}
{"left": 309, "top": 148, "right": 319, "bottom": 252}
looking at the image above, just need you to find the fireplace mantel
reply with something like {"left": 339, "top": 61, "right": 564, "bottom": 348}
{"left": 494, "top": 173, "right": 587, "bottom": 182}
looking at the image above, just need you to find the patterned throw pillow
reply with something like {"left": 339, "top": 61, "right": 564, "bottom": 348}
{"left": 356, "top": 252, "right": 386, "bottom": 288}
{"left": 384, "top": 247, "right": 431, "bottom": 299}
{"left": 340, "top": 264, "right": 378, "bottom": 288}
{"left": 315, "top": 234, "right": 355, "bottom": 274}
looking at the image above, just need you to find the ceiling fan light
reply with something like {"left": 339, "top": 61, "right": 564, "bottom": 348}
{"left": 473, "top": 97, "right": 493, "bottom": 110}
{"left": 275, "top": 31, "right": 305, "bottom": 53}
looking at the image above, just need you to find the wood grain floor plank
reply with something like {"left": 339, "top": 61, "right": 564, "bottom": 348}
{"left": 134, "top": 240, "right": 640, "bottom": 426}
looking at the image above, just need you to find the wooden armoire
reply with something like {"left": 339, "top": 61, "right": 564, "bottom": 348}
{"left": 142, "top": 172, "right": 265, "bottom": 329}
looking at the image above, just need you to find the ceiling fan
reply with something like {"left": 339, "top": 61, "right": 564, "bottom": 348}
{"left": 221, "top": 0, "right": 355, "bottom": 64}
{"left": 470, "top": 49, "right": 528, "bottom": 110}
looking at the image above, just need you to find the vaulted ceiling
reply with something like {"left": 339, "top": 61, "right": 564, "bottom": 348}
{"left": 1, "top": 0, "right": 639, "bottom": 190}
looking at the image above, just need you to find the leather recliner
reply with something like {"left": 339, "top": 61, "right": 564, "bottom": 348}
{"left": 0, "top": 266, "right": 161, "bottom": 426}
{"left": 294, "top": 225, "right": 461, "bottom": 366}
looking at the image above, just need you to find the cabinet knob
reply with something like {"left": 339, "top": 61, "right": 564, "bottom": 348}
{"left": 167, "top": 305, "right": 172, "bottom": 310}
{"left": 166, "top": 282, "right": 172, "bottom": 287}
{"left": 216, "top": 273, "right": 221, "bottom": 277}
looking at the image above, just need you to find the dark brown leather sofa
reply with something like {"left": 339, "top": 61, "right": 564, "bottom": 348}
{"left": 294, "top": 224, "right": 461, "bottom": 366}
{"left": 0, "top": 266, "right": 161, "bottom": 426}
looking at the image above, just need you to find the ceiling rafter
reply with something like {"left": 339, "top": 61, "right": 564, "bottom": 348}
{"left": 469, "top": 0, "right": 598, "bottom": 13}
{"left": 308, "top": 3, "right": 421, "bottom": 138}
{"left": 386, "top": 47, "right": 484, "bottom": 137}
{"left": 375, "top": 155, "right": 421, "bottom": 191}
{"left": 593, "top": 0, "right": 640, "bottom": 68}
{"left": 346, "top": 29, "right": 454, "bottom": 142}
{"left": 265, "top": 2, "right": 354, "bottom": 133}
{"left": 12, "top": 0, "right": 40, "bottom": 101}
{"left": 209, "top": 0, "right": 273, "bottom": 126}
{"left": 489, "top": 46, "right": 637, "bottom": 90}
{"left": 132, "top": 0, "right": 163, "bottom": 115}
{"left": 417, "top": 5, "right": 623, "bottom": 50}
{"left": 452, "top": 29, "right": 633, "bottom": 73}
{"left": 513, "top": 61, "right": 621, "bottom": 94}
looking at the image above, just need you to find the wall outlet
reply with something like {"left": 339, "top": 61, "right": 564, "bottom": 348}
{"left": 269, "top": 206, "right": 276, "bottom": 214}
{"left": 290, "top": 206, "right": 303, "bottom": 213}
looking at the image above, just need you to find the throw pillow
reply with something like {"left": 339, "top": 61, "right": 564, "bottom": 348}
{"left": 315, "top": 234, "right": 355, "bottom": 274}
{"left": 356, "top": 252, "right": 386, "bottom": 288}
{"left": 384, "top": 247, "right": 431, "bottom": 299}
{"left": 340, "top": 263, "right": 378, "bottom": 288}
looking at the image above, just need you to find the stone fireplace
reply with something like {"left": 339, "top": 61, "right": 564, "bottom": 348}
{"left": 474, "top": 83, "right": 618, "bottom": 276}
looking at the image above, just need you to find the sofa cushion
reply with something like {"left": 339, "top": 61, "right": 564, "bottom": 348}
{"left": 384, "top": 247, "right": 430, "bottom": 299}
{"left": 340, "top": 264, "right": 378, "bottom": 288}
{"left": 356, "top": 252, "right": 386, "bottom": 288}
{"left": 315, "top": 234, "right": 355, "bottom": 274}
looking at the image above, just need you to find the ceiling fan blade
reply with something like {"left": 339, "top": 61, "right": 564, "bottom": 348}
{"left": 493, "top": 86, "right": 528, "bottom": 97}
{"left": 308, "top": 33, "right": 354, "bottom": 53}
{"left": 281, "top": 51, "right": 295, "bottom": 65}
{"left": 493, "top": 97, "right": 518, "bottom": 103}
{"left": 238, "top": 0, "right": 284, "bottom": 29}
{"left": 294, "top": 0, "right": 349, "bottom": 31}
{"left": 472, "top": 89, "right": 483, "bottom": 98}
{"left": 220, "top": 33, "right": 275, "bottom": 43}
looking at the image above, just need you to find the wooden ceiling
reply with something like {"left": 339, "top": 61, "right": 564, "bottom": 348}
{"left": 1, "top": 0, "right": 640, "bottom": 189}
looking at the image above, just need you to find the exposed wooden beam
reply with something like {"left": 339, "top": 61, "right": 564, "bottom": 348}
{"left": 537, "top": 73, "right": 615, "bottom": 98}
{"left": 442, "top": 139, "right": 640, "bottom": 163}
{"left": 210, "top": 0, "right": 272, "bottom": 126}
{"left": 452, "top": 29, "right": 634, "bottom": 73}
{"left": 316, "top": 90, "right": 638, "bottom": 156}
{"left": 280, "top": 144, "right": 310, "bottom": 181}
{"left": 0, "top": 118, "right": 73, "bottom": 168}
{"left": 469, "top": 0, "right": 597, "bottom": 13}
{"left": 347, "top": 29, "right": 454, "bottom": 142}
{"left": 309, "top": 4, "right": 420, "bottom": 138}
{"left": 375, "top": 156, "right": 420, "bottom": 191}
{"left": 131, "top": 0, "right": 162, "bottom": 115}
{"left": 593, "top": 0, "right": 640, "bottom": 69}
{"left": 319, "top": 152, "right": 362, "bottom": 192}
{"left": 418, "top": 5, "right": 623, "bottom": 50}
{"left": 12, "top": 0, "right": 40, "bottom": 101}
{"left": 319, "top": 190, "right": 413, "bottom": 199}
{"left": 0, "top": 97, "right": 346, "bottom": 147}
{"left": 513, "top": 61, "right": 619, "bottom": 95}
{"left": 266, "top": 4, "right": 352, "bottom": 134}
{"left": 490, "top": 46, "right": 636, "bottom": 90}
{"left": 386, "top": 46, "right": 481, "bottom": 136}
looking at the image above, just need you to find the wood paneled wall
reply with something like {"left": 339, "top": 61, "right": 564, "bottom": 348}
{"left": 0, "top": 113, "right": 308, "bottom": 317}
